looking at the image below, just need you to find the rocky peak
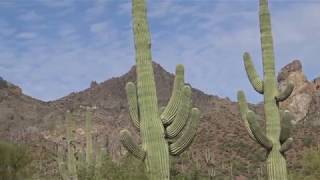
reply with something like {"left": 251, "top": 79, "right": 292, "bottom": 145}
{"left": 278, "top": 60, "right": 318, "bottom": 123}
{"left": 277, "top": 60, "right": 302, "bottom": 82}
{"left": 90, "top": 81, "right": 99, "bottom": 89}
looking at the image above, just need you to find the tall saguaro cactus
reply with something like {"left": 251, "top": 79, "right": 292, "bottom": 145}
{"left": 237, "top": 0, "right": 294, "bottom": 179}
{"left": 119, "top": 0, "right": 200, "bottom": 179}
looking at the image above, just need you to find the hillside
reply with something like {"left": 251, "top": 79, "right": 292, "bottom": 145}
{"left": 0, "top": 60, "right": 319, "bottom": 178}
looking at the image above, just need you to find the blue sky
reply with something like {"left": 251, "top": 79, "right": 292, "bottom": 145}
{"left": 0, "top": 0, "right": 319, "bottom": 103}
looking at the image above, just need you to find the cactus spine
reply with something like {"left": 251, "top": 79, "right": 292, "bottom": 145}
{"left": 237, "top": 0, "right": 294, "bottom": 179}
{"left": 119, "top": 0, "right": 200, "bottom": 179}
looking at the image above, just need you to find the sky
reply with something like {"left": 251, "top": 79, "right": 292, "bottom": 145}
{"left": 0, "top": 0, "right": 319, "bottom": 103}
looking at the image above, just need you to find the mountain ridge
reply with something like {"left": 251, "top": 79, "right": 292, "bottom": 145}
{"left": 0, "top": 60, "right": 319, "bottom": 178}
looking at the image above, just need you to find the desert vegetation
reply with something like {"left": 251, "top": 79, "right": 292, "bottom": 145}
{"left": 1, "top": 0, "right": 319, "bottom": 180}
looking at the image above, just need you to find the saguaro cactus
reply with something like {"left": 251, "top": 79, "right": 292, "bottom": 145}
{"left": 237, "top": 0, "right": 294, "bottom": 179}
{"left": 56, "top": 108, "right": 105, "bottom": 180}
{"left": 57, "top": 111, "right": 78, "bottom": 180}
{"left": 119, "top": 0, "right": 200, "bottom": 179}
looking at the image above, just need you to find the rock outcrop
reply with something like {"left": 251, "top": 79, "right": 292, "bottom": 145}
{"left": 278, "top": 60, "right": 316, "bottom": 123}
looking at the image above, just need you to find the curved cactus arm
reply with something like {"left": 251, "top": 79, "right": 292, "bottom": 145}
{"left": 280, "top": 138, "right": 293, "bottom": 154}
{"left": 276, "top": 82, "right": 294, "bottom": 102}
{"left": 237, "top": 91, "right": 256, "bottom": 141}
{"left": 247, "top": 111, "right": 273, "bottom": 150}
{"left": 280, "top": 110, "right": 294, "bottom": 144}
{"left": 166, "top": 85, "right": 192, "bottom": 138}
{"left": 126, "top": 82, "right": 140, "bottom": 129}
{"left": 169, "top": 108, "right": 200, "bottom": 156}
{"left": 243, "top": 53, "right": 264, "bottom": 94}
{"left": 161, "top": 64, "right": 185, "bottom": 125}
{"left": 120, "top": 129, "right": 146, "bottom": 160}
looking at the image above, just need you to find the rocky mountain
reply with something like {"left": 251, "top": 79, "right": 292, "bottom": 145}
{"left": 0, "top": 60, "right": 319, "bottom": 178}
{"left": 278, "top": 60, "right": 320, "bottom": 125}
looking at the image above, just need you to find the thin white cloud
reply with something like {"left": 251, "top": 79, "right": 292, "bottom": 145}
{"left": 90, "top": 21, "right": 109, "bottom": 34}
{"left": 16, "top": 32, "right": 37, "bottom": 39}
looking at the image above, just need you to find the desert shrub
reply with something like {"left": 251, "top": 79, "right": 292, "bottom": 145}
{"left": 289, "top": 149, "right": 320, "bottom": 180}
{"left": 0, "top": 141, "right": 33, "bottom": 180}
{"left": 88, "top": 153, "right": 147, "bottom": 180}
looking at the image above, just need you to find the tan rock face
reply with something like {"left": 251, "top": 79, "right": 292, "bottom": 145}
{"left": 286, "top": 93, "right": 312, "bottom": 123}
{"left": 278, "top": 60, "right": 315, "bottom": 123}
{"left": 277, "top": 60, "right": 303, "bottom": 82}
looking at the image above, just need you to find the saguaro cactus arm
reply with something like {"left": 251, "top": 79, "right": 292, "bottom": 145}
{"left": 126, "top": 82, "right": 140, "bottom": 129}
{"left": 169, "top": 108, "right": 200, "bottom": 156}
{"left": 247, "top": 111, "right": 273, "bottom": 150}
{"left": 280, "top": 110, "right": 294, "bottom": 144}
{"left": 243, "top": 52, "right": 264, "bottom": 94}
{"left": 275, "top": 82, "right": 294, "bottom": 102}
{"left": 166, "top": 85, "right": 192, "bottom": 138}
{"left": 120, "top": 130, "right": 146, "bottom": 160}
{"left": 280, "top": 137, "right": 293, "bottom": 154}
{"left": 161, "top": 64, "right": 185, "bottom": 125}
{"left": 237, "top": 91, "right": 256, "bottom": 141}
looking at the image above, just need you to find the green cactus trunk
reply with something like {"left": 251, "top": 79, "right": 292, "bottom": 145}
{"left": 66, "top": 111, "right": 78, "bottom": 180}
{"left": 237, "top": 0, "right": 295, "bottom": 179}
{"left": 133, "top": 1, "right": 170, "bottom": 179}
{"left": 260, "top": 0, "right": 288, "bottom": 179}
{"left": 120, "top": 0, "right": 200, "bottom": 179}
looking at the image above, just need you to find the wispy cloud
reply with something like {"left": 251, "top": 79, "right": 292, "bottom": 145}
{"left": 16, "top": 32, "right": 37, "bottom": 39}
